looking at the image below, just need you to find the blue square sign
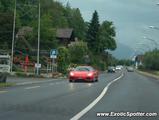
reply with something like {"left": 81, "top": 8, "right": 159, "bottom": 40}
{"left": 50, "top": 49, "right": 58, "bottom": 58}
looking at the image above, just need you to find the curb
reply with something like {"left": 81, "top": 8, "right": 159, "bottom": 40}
{"left": 136, "top": 70, "right": 159, "bottom": 80}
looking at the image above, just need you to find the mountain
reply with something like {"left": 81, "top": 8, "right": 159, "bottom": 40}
{"left": 110, "top": 42, "right": 134, "bottom": 59}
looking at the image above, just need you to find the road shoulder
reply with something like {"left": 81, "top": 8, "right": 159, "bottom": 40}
{"left": 136, "top": 70, "right": 159, "bottom": 80}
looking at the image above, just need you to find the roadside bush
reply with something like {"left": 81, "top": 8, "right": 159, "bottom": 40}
{"left": 143, "top": 49, "right": 159, "bottom": 70}
{"left": 16, "top": 72, "right": 26, "bottom": 77}
{"left": 57, "top": 47, "right": 70, "bottom": 74}
{"left": 138, "top": 65, "right": 145, "bottom": 70}
{"left": 68, "top": 41, "right": 89, "bottom": 64}
{"left": 89, "top": 54, "right": 107, "bottom": 71}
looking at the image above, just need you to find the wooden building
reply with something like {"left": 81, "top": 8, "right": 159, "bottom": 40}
{"left": 56, "top": 28, "right": 75, "bottom": 46}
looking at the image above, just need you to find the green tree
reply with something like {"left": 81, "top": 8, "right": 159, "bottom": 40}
{"left": 68, "top": 41, "right": 88, "bottom": 64}
{"left": 15, "top": 0, "right": 38, "bottom": 26}
{"left": 143, "top": 49, "right": 159, "bottom": 70}
{"left": 98, "top": 21, "right": 116, "bottom": 52}
{"left": 40, "top": 14, "right": 57, "bottom": 49}
{"left": 0, "top": 0, "right": 13, "bottom": 12}
{"left": 41, "top": 0, "right": 69, "bottom": 28}
{"left": 0, "top": 1, "right": 19, "bottom": 49}
{"left": 57, "top": 47, "right": 70, "bottom": 73}
{"left": 0, "top": 13, "right": 13, "bottom": 49}
{"left": 116, "top": 59, "right": 133, "bottom": 66}
{"left": 64, "top": 3, "right": 86, "bottom": 40}
{"left": 74, "top": 8, "right": 86, "bottom": 40}
{"left": 86, "top": 10, "right": 100, "bottom": 53}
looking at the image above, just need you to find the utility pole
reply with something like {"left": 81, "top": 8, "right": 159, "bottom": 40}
{"left": 36, "top": 0, "right": 41, "bottom": 75}
{"left": 11, "top": 0, "right": 17, "bottom": 73}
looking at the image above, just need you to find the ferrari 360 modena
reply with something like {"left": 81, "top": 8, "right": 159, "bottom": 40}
{"left": 69, "top": 66, "right": 99, "bottom": 82}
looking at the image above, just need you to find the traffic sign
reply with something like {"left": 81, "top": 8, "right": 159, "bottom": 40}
{"left": 50, "top": 55, "right": 57, "bottom": 59}
{"left": 50, "top": 49, "right": 58, "bottom": 59}
{"left": 35, "top": 63, "right": 41, "bottom": 68}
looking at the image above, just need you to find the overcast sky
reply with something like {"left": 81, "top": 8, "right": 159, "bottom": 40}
{"left": 58, "top": 0, "right": 159, "bottom": 52}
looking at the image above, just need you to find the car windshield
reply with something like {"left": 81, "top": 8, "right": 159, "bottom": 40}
{"left": 74, "top": 66, "right": 93, "bottom": 71}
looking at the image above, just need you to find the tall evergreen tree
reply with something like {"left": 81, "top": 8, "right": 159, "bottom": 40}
{"left": 0, "top": 0, "right": 13, "bottom": 12}
{"left": 98, "top": 21, "right": 116, "bottom": 52}
{"left": 64, "top": 3, "right": 86, "bottom": 40}
{"left": 0, "top": 13, "right": 13, "bottom": 49}
{"left": 71, "top": 8, "right": 86, "bottom": 40}
{"left": 86, "top": 10, "right": 100, "bottom": 53}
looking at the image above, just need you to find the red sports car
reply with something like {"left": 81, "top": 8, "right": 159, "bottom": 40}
{"left": 69, "top": 66, "right": 99, "bottom": 82}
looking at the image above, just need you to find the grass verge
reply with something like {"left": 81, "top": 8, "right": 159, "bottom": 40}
{"left": 0, "top": 83, "right": 15, "bottom": 88}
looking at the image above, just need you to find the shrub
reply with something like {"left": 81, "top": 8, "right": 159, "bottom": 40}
{"left": 143, "top": 49, "right": 159, "bottom": 70}
{"left": 57, "top": 47, "right": 70, "bottom": 74}
{"left": 68, "top": 41, "right": 89, "bottom": 64}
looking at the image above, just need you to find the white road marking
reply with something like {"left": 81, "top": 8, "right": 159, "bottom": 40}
{"left": 25, "top": 86, "right": 40, "bottom": 90}
{"left": 70, "top": 73, "right": 124, "bottom": 120}
{"left": 0, "top": 91, "right": 8, "bottom": 94}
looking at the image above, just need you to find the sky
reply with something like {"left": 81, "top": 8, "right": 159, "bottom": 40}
{"left": 57, "top": 0, "right": 159, "bottom": 57}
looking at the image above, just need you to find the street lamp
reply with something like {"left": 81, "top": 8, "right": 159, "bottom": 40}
{"left": 11, "top": 0, "right": 17, "bottom": 73}
{"left": 36, "top": 0, "right": 41, "bottom": 75}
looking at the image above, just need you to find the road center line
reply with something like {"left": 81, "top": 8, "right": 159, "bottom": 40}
{"left": 70, "top": 73, "right": 124, "bottom": 120}
{"left": 25, "top": 86, "right": 40, "bottom": 90}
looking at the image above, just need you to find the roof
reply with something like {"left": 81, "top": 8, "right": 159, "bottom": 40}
{"left": 56, "top": 28, "right": 73, "bottom": 39}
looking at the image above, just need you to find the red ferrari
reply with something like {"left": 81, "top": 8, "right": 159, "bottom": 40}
{"left": 69, "top": 66, "right": 99, "bottom": 82}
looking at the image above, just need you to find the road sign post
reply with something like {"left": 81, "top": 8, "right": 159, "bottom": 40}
{"left": 50, "top": 49, "right": 58, "bottom": 73}
{"left": 35, "top": 63, "right": 41, "bottom": 75}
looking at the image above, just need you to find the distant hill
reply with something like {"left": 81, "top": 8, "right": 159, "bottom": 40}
{"left": 110, "top": 42, "right": 134, "bottom": 59}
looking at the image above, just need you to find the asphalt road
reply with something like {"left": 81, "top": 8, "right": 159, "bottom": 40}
{"left": 0, "top": 70, "right": 159, "bottom": 120}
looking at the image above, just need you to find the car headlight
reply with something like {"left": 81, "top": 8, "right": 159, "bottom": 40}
{"left": 87, "top": 73, "right": 93, "bottom": 77}
{"left": 70, "top": 72, "right": 74, "bottom": 76}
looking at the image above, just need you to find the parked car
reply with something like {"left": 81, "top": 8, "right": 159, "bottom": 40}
{"left": 108, "top": 66, "right": 116, "bottom": 73}
{"left": 0, "top": 54, "right": 10, "bottom": 83}
{"left": 68, "top": 66, "right": 99, "bottom": 82}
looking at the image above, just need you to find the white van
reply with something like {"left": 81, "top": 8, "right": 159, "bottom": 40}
{"left": 0, "top": 54, "right": 10, "bottom": 83}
